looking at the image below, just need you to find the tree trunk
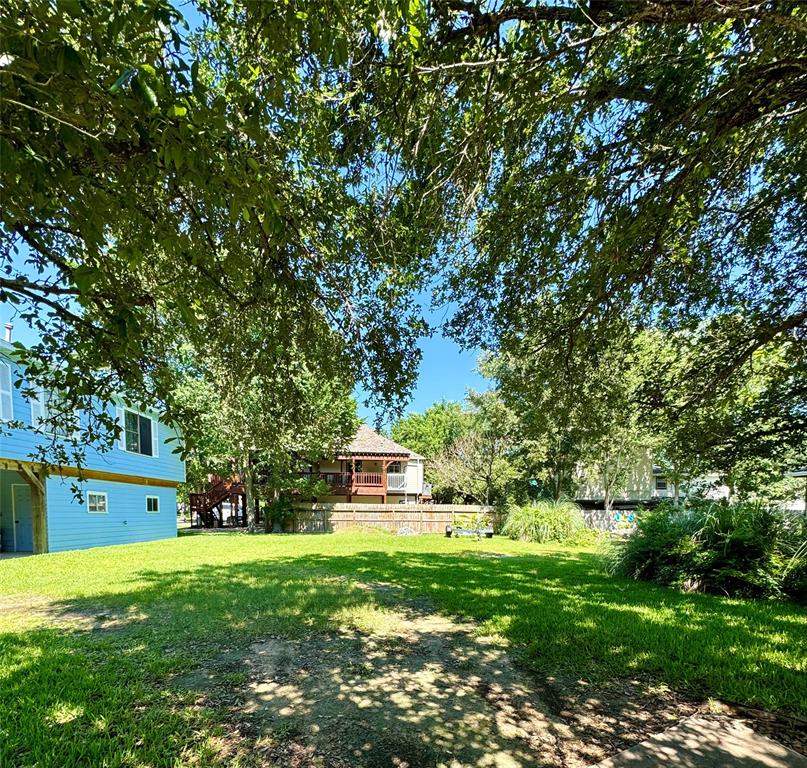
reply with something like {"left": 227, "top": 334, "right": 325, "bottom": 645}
{"left": 602, "top": 466, "right": 611, "bottom": 514}
{"left": 266, "top": 488, "right": 281, "bottom": 533}
{"left": 244, "top": 458, "right": 258, "bottom": 530}
{"left": 552, "top": 471, "right": 562, "bottom": 500}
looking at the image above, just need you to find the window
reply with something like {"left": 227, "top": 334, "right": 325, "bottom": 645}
{"left": 388, "top": 461, "right": 403, "bottom": 473}
{"left": 0, "top": 361, "right": 12, "bottom": 421}
{"left": 118, "top": 407, "right": 158, "bottom": 456}
{"left": 30, "top": 389, "right": 78, "bottom": 436}
{"left": 655, "top": 476, "right": 668, "bottom": 491}
{"left": 146, "top": 495, "right": 160, "bottom": 514}
{"left": 87, "top": 492, "right": 108, "bottom": 514}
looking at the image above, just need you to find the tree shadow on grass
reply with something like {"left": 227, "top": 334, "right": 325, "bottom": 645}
{"left": 2, "top": 546, "right": 805, "bottom": 766}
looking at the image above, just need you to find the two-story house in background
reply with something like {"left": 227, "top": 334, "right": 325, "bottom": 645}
{"left": 188, "top": 425, "right": 432, "bottom": 528}
{"left": 0, "top": 336, "right": 185, "bottom": 554}
{"left": 307, "top": 424, "right": 431, "bottom": 504}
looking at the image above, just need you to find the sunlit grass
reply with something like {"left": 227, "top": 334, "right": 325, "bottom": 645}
{"left": 1, "top": 531, "right": 805, "bottom": 766}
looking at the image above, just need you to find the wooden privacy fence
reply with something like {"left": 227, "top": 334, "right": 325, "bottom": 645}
{"left": 291, "top": 502, "right": 500, "bottom": 534}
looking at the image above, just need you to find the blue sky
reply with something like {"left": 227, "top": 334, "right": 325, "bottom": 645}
{"left": 358, "top": 330, "right": 487, "bottom": 426}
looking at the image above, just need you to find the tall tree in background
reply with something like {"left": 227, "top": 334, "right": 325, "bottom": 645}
{"left": 173, "top": 366, "right": 357, "bottom": 529}
{"left": 170, "top": 305, "right": 359, "bottom": 526}
{"left": 391, "top": 400, "right": 471, "bottom": 461}
{"left": 635, "top": 327, "right": 807, "bottom": 502}
{"left": 391, "top": 400, "right": 472, "bottom": 499}
{"left": 482, "top": 348, "right": 637, "bottom": 499}
{"left": 423, "top": 391, "right": 517, "bottom": 504}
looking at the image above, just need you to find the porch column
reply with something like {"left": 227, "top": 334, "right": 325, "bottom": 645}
{"left": 18, "top": 463, "right": 48, "bottom": 554}
{"left": 382, "top": 459, "right": 393, "bottom": 505}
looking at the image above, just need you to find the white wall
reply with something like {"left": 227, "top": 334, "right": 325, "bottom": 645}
{"left": 404, "top": 459, "right": 423, "bottom": 495}
{"left": 576, "top": 450, "right": 730, "bottom": 502}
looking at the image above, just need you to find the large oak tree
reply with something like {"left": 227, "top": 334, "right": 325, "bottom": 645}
{"left": 0, "top": 0, "right": 425, "bottom": 460}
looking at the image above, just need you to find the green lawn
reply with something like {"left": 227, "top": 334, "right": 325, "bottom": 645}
{"left": 1, "top": 532, "right": 805, "bottom": 767}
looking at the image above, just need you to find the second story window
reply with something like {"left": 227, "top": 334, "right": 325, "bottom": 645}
{"left": 30, "top": 389, "right": 77, "bottom": 436}
{"left": 119, "top": 407, "right": 158, "bottom": 456}
{"left": 0, "top": 361, "right": 12, "bottom": 421}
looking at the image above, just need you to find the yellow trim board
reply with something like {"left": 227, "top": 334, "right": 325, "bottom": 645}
{"left": 0, "top": 458, "right": 178, "bottom": 488}
{"left": 53, "top": 466, "right": 180, "bottom": 488}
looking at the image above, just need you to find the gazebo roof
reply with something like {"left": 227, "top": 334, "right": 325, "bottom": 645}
{"left": 337, "top": 424, "right": 414, "bottom": 459}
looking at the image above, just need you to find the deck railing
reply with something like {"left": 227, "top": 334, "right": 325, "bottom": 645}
{"left": 303, "top": 471, "right": 384, "bottom": 489}
{"left": 386, "top": 473, "right": 407, "bottom": 491}
{"left": 352, "top": 472, "right": 383, "bottom": 487}
{"left": 314, "top": 472, "right": 352, "bottom": 488}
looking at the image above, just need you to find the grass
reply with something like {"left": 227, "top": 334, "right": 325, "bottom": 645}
{"left": 1, "top": 531, "right": 806, "bottom": 767}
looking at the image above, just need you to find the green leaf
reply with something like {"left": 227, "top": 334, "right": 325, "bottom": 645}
{"left": 132, "top": 74, "right": 158, "bottom": 109}
{"left": 72, "top": 265, "right": 100, "bottom": 293}
{"left": 57, "top": 0, "right": 82, "bottom": 18}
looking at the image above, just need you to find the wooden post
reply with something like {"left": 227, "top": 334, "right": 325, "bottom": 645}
{"left": 16, "top": 463, "right": 47, "bottom": 554}
{"left": 31, "top": 479, "right": 48, "bottom": 554}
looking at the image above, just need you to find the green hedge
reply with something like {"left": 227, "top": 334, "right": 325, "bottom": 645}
{"left": 608, "top": 500, "right": 807, "bottom": 601}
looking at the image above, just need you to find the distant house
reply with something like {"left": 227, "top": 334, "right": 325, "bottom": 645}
{"left": 307, "top": 424, "right": 431, "bottom": 504}
{"left": 576, "top": 449, "right": 728, "bottom": 509}
{"left": 0, "top": 339, "right": 185, "bottom": 554}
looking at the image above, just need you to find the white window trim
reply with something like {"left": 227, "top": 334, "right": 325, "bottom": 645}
{"left": 116, "top": 405, "right": 160, "bottom": 458}
{"left": 30, "top": 388, "right": 45, "bottom": 431}
{"left": 30, "top": 388, "right": 80, "bottom": 438}
{"left": 0, "top": 360, "right": 13, "bottom": 421}
{"left": 146, "top": 495, "right": 160, "bottom": 514}
{"left": 87, "top": 491, "right": 109, "bottom": 514}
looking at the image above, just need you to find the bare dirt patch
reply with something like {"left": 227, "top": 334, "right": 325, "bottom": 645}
{"left": 242, "top": 615, "right": 562, "bottom": 767}
{"left": 169, "top": 585, "right": 714, "bottom": 767}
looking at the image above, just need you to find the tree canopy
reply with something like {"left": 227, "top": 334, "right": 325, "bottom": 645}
{"left": 371, "top": 0, "right": 806, "bottom": 380}
{"left": 1, "top": 0, "right": 425, "bottom": 459}
{"left": 2, "top": 0, "right": 804, "bottom": 487}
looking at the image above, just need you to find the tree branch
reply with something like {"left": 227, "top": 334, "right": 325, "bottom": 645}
{"left": 440, "top": 0, "right": 807, "bottom": 43}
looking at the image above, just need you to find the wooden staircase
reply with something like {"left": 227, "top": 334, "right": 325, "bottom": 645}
{"left": 188, "top": 475, "right": 246, "bottom": 527}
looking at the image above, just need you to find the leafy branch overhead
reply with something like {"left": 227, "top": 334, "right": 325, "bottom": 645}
{"left": 1, "top": 0, "right": 804, "bottom": 481}
{"left": 0, "top": 0, "right": 427, "bottom": 458}
{"left": 373, "top": 0, "right": 807, "bottom": 398}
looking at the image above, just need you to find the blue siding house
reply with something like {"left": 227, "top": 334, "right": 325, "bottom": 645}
{"left": 0, "top": 339, "right": 185, "bottom": 554}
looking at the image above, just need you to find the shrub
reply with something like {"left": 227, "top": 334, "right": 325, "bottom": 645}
{"left": 502, "top": 499, "right": 595, "bottom": 544}
{"left": 454, "top": 512, "right": 492, "bottom": 530}
{"left": 608, "top": 500, "right": 807, "bottom": 601}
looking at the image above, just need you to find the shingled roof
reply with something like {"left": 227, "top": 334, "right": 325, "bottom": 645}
{"left": 338, "top": 424, "right": 422, "bottom": 459}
